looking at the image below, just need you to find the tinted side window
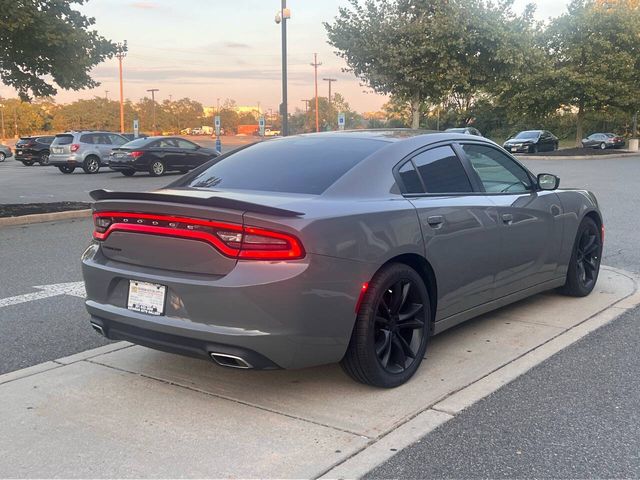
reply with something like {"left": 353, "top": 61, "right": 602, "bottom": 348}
{"left": 176, "top": 139, "right": 198, "bottom": 149}
{"left": 80, "top": 134, "right": 93, "bottom": 144}
{"left": 398, "top": 162, "right": 424, "bottom": 194}
{"left": 109, "top": 134, "right": 127, "bottom": 146}
{"left": 412, "top": 146, "right": 473, "bottom": 194}
{"left": 463, "top": 144, "right": 532, "bottom": 193}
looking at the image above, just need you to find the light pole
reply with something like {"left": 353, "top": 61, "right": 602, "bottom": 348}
{"left": 0, "top": 102, "right": 5, "bottom": 143}
{"left": 275, "top": 1, "right": 291, "bottom": 136}
{"left": 323, "top": 78, "right": 337, "bottom": 106}
{"left": 311, "top": 53, "right": 322, "bottom": 132}
{"left": 147, "top": 88, "right": 159, "bottom": 134}
{"left": 116, "top": 41, "right": 127, "bottom": 133}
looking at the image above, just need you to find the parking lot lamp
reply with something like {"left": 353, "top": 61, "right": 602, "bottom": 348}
{"left": 276, "top": 1, "right": 291, "bottom": 136}
{"left": 116, "top": 41, "right": 127, "bottom": 133}
{"left": 147, "top": 88, "right": 159, "bottom": 134}
{"left": 0, "top": 102, "right": 5, "bottom": 142}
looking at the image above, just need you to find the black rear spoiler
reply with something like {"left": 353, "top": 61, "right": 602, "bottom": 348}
{"left": 89, "top": 189, "right": 304, "bottom": 217}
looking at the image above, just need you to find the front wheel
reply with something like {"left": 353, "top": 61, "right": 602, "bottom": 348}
{"left": 83, "top": 156, "right": 100, "bottom": 174}
{"left": 560, "top": 217, "right": 602, "bottom": 297}
{"left": 600, "top": 142, "right": 606, "bottom": 150}
{"left": 58, "top": 165, "right": 75, "bottom": 174}
{"left": 341, "top": 263, "right": 430, "bottom": 388}
{"left": 39, "top": 152, "right": 50, "bottom": 165}
{"left": 149, "top": 160, "right": 165, "bottom": 176}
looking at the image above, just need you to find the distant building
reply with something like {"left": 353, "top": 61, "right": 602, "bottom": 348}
{"left": 203, "top": 105, "right": 262, "bottom": 117}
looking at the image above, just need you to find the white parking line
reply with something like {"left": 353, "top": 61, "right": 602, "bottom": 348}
{"left": 0, "top": 281, "right": 85, "bottom": 309}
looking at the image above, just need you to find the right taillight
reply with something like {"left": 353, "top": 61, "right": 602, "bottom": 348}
{"left": 70, "top": 144, "right": 80, "bottom": 152}
{"left": 92, "top": 212, "right": 305, "bottom": 261}
{"left": 130, "top": 151, "right": 144, "bottom": 158}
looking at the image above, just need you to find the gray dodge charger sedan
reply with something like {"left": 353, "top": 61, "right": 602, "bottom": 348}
{"left": 82, "top": 130, "right": 603, "bottom": 387}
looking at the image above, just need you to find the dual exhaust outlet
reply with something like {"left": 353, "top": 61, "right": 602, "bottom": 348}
{"left": 91, "top": 321, "right": 252, "bottom": 369}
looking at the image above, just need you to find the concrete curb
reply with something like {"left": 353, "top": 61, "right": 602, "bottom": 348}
{"left": 517, "top": 152, "right": 639, "bottom": 160}
{"left": 0, "top": 209, "right": 91, "bottom": 228}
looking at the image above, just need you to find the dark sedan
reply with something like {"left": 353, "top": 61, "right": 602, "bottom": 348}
{"left": 108, "top": 136, "right": 219, "bottom": 176}
{"left": 503, "top": 130, "right": 558, "bottom": 154}
{"left": 582, "top": 133, "right": 625, "bottom": 149}
{"left": 14, "top": 135, "right": 55, "bottom": 165}
{"left": 83, "top": 130, "right": 603, "bottom": 388}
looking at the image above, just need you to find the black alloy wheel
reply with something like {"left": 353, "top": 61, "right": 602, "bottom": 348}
{"left": 341, "top": 263, "right": 430, "bottom": 388}
{"left": 560, "top": 217, "right": 602, "bottom": 297}
{"left": 39, "top": 152, "right": 50, "bottom": 165}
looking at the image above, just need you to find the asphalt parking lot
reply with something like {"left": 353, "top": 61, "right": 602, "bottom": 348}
{"left": 0, "top": 152, "right": 639, "bottom": 477}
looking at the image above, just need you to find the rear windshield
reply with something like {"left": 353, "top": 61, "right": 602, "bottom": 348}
{"left": 514, "top": 131, "right": 540, "bottom": 139}
{"left": 182, "top": 136, "right": 385, "bottom": 195}
{"left": 53, "top": 134, "right": 74, "bottom": 145}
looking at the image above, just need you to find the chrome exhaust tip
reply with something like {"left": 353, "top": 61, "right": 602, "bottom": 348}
{"left": 90, "top": 322, "right": 105, "bottom": 336}
{"left": 209, "top": 352, "right": 252, "bottom": 369}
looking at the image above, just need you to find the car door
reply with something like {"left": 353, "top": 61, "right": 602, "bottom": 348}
{"left": 175, "top": 139, "right": 201, "bottom": 168}
{"left": 459, "top": 143, "right": 564, "bottom": 297}
{"left": 396, "top": 143, "right": 502, "bottom": 321}
{"left": 95, "top": 134, "right": 114, "bottom": 164}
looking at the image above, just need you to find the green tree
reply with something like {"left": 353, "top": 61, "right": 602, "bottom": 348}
{"left": 326, "top": 0, "right": 535, "bottom": 128}
{"left": 0, "top": 0, "right": 116, "bottom": 100}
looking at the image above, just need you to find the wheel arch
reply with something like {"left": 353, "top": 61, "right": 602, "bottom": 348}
{"left": 584, "top": 209, "right": 603, "bottom": 239}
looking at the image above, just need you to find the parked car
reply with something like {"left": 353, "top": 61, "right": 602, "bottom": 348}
{"left": 264, "top": 128, "right": 281, "bottom": 137}
{"left": 0, "top": 144, "right": 12, "bottom": 162}
{"left": 49, "top": 131, "right": 129, "bottom": 174}
{"left": 122, "top": 133, "right": 149, "bottom": 142}
{"left": 83, "top": 130, "right": 603, "bottom": 388}
{"left": 14, "top": 135, "right": 55, "bottom": 165}
{"left": 108, "top": 136, "right": 220, "bottom": 176}
{"left": 191, "top": 127, "right": 204, "bottom": 135}
{"left": 445, "top": 127, "right": 482, "bottom": 136}
{"left": 582, "top": 133, "right": 625, "bottom": 150}
{"left": 503, "top": 130, "right": 558, "bottom": 153}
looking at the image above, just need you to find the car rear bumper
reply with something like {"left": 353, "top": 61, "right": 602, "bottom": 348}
{"left": 49, "top": 154, "right": 80, "bottom": 165}
{"left": 82, "top": 242, "right": 373, "bottom": 369}
{"left": 504, "top": 145, "right": 533, "bottom": 153}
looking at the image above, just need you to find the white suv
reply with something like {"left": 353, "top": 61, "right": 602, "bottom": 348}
{"left": 49, "top": 131, "right": 129, "bottom": 174}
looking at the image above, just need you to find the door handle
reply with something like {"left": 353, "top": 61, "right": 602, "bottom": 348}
{"left": 501, "top": 213, "right": 513, "bottom": 224}
{"left": 426, "top": 215, "right": 444, "bottom": 228}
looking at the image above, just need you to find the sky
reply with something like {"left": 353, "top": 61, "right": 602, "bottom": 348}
{"left": 0, "top": 0, "right": 572, "bottom": 113}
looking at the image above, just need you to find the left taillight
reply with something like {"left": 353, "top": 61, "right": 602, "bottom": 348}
{"left": 130, "top": 151, "right": 144, "bottom": 158}
{"left": 92, "top": 212, "right": 305, "bottom": 260}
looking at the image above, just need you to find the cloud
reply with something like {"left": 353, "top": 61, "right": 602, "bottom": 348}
{"left": 130, "top": 2, "right": 160, "bottom": 10}
{"left": 224, "top": 42, "right": 251, "bottom": 49}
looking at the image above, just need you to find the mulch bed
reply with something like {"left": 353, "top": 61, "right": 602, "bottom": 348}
{"left": 524, "top": 147, "right": 630, "bottom": 157}
{"left": 0, "top": 202, "right": 90, "bottom": 218}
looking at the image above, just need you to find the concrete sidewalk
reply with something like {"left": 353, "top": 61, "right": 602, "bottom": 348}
{"left": 1, "top": 266, "right": 638, "bottom": 478}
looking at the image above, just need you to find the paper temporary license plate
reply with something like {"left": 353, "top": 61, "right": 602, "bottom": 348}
{"left": 127, "top": 280, "right": 166, "bottom": 315}
{"left": 52, "top": 147, "right": 63, "bottom": 154}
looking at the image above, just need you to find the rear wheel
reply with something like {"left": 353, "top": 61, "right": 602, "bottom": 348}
{"left": 0, "top": 152, "right": 5, "bottom": 162}
{"left": 341, "top": 263, "right": 430, "bottom": 388}
{"left": 560, "top": 217, "right": 602, "bottom": 297}
{"left": 121, "top": 169, "right": 135, "bottom": 177}
{"left": 22, "top": 160, "right": 34, "bottom": 166}
{"left": 39, "top": 151, "right": 50, "bottom": 165}
{"left": 600, "top": 142, "right": 606, "bottom": 150}
{"left": 149, "top": 160, "right": 165, "bottom": 176}
{"left": 83, "top": 156, "right": 100, "bottom": 174}
{"left": 58, "top": 165, "right": 75, "bottom": 174}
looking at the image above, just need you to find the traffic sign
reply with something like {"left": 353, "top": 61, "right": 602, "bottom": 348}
{"left": 259, "top": 116, "right": 265, "bottom": 137}
{"left": 133, "top": 119, "right": 139, "bottom": 138}
{"left": 338, "top": 112, "right": 345, "bottom": 130}
{"left": 214, "top": 115, "right": 221, "bottom": 136}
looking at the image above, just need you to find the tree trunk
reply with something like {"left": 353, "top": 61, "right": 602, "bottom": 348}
{"left": 575, "top": 102, "right": 584, "bottom": 148}
{"left": 411, "top": 93, "right": 420, "bottom": 129}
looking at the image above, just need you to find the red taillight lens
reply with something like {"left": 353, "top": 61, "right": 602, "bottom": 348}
{"left": 93, "top": 212, "right": 305, "bottom": 260}
{"left": 130, "top": 151, "right": 144, "bottom": 158}
{"left": 70, "top": 144, "right": 80, "bottom": 152}
{"left": 601, "top": 224, "right": 605, "bottom": 244}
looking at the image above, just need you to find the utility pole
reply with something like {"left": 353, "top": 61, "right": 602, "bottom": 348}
{"left": 116, "top": 41, "right": 127, "bottom": 133}
{"left": 310, "top": 53, "right": 322, "bottom": 132}
{"left": 147, "top": 88, "right": 159, "bottom": 134}
{"left": 276, "top": 1, "right": 291, "bottom": 136}
{"left": 0, "top": 101, "right": 5, "bottom": 142}
{"left": 323, "top": 78, "right": 337, "bottom": 106}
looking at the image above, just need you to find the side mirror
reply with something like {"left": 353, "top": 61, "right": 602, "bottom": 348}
{"left": 537, "top": 173, "right": 560, "bottom": 190}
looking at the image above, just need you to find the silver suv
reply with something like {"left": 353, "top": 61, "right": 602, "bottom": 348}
{"left": 49, "top": 131, "right": 129, "bottom": 174}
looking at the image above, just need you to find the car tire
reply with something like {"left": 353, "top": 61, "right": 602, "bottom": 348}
{"left": 559, "top": 217, "right": 602, "bottom": 297}
{"left": 149, "top": 160, "right": 165, "bottom": 176}
{"left": 600, "top": 142, "right": 606, "bottom": 150}
{"left": 22, "top": 160, "right": 34, "bottom": 166}
{"left": 121, "top": 169, "right": 135, "bottom": 177}
{"left": 0, "top": 152, "right": 5, "bottom": 162}
{"left": 58, "top": 165, "right": 75, "bottom": 174}
{"left": 341, "top": 263, "right": 430, "bottom": 388}
{"left": 39, "top": 151, "right": 50, "bottom": 165}
{"left": 82, "top": 156, "right": 100, "bottom": 174}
